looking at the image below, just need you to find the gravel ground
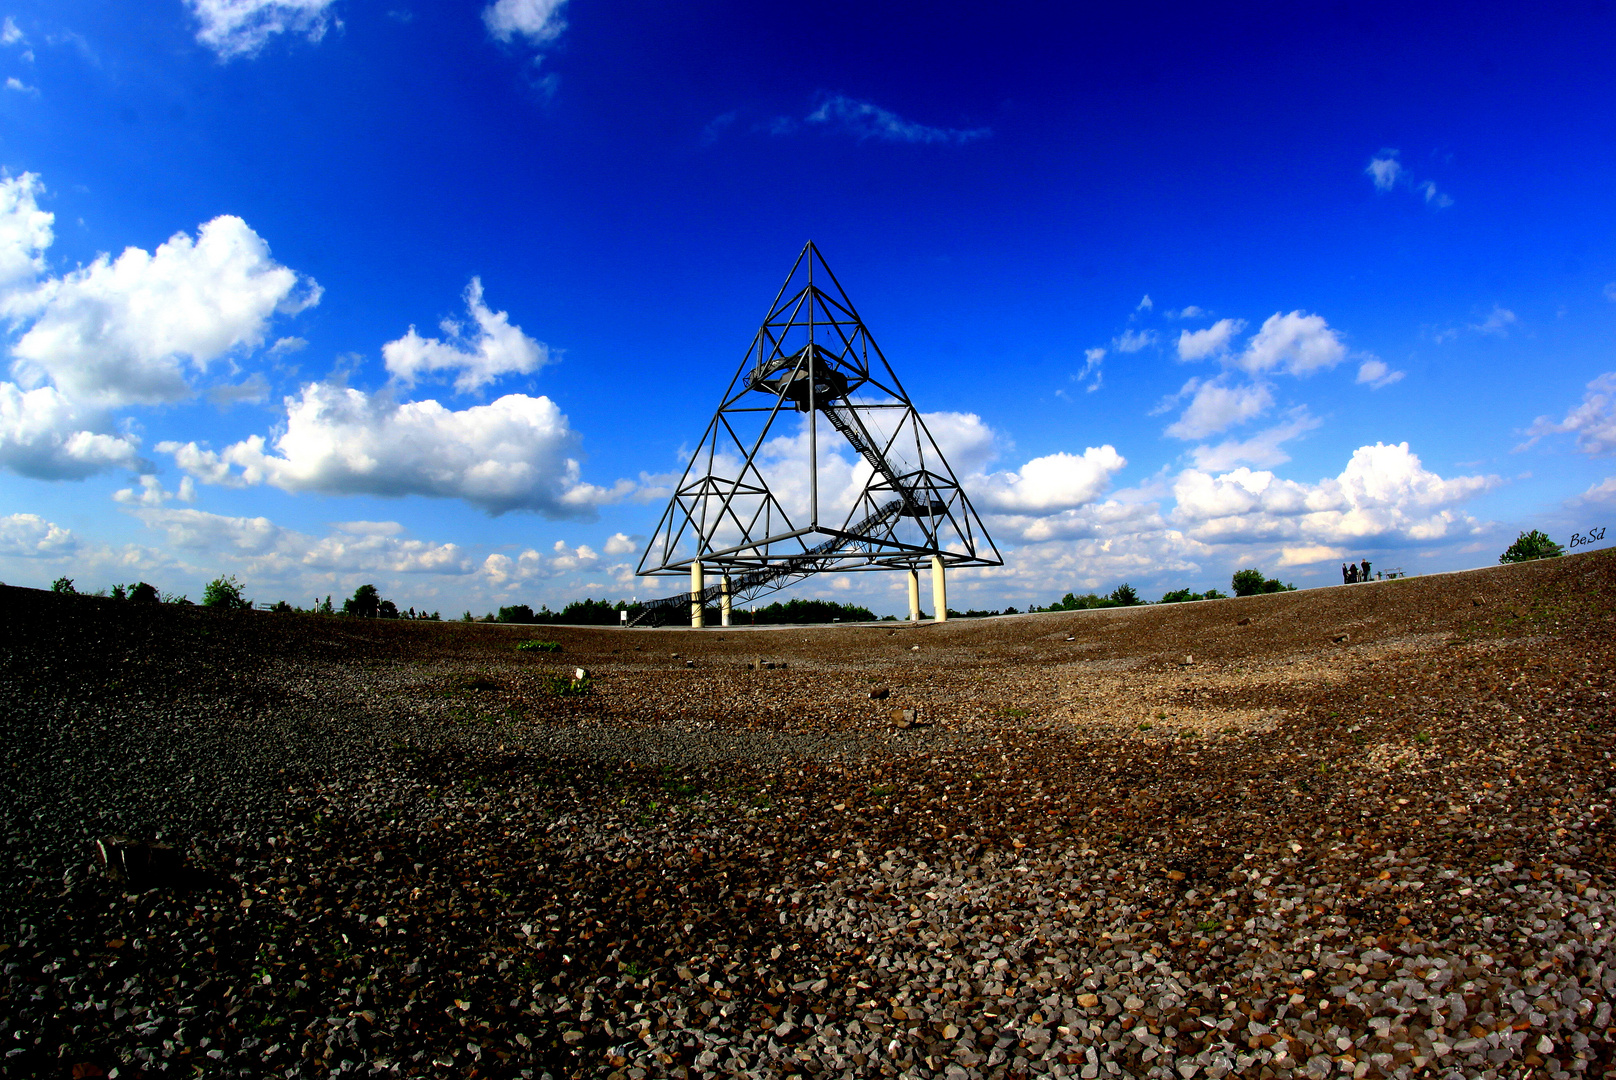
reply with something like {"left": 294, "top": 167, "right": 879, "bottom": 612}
{"left": 2, "top": 550, "right": 1614, "bottom": 1080}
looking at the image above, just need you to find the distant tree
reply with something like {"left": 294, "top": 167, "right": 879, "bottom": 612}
{"left": 378, "top": 599, "right": 399, "bottom": 619}
{"left": 461, "top": 611, "right": 475, "bottom": 622}
{"left": 1200, "top": 588, "right": 1228, "bottom": 600}
{"left": 1159, "top": 588, "right": 1198, "bottom": 604}
{"left": 110, "top": 583, "right": 127, "bottom": 601}
{"left": 128, "top": 581, "right": 159, "bottom": 604}
{"left": 1499, "top": 529, "right": 1564, "bottom": 564}
{"left": 1109, "top": 583, "right": 1141, "bottom": 606}
{"left": 1260, "top": 577, "right": 1297, "bottom": 594}
{"left": 498, "top": 604, "right": 536, "bottom": 623}
{"left": 746, "top": 598, "right": 877, "bottom": 624}
{"left": 270, "top": 600, "right": 294, "bottom": 613}
{"left": 202, "top": 574, "right": 251, "bottom": 610}
{"left": 51, "top": 576, "right": 75, "bottom": 594}
{"left": 344, "top": 584, "right": 381, "bottom": 618}
{"left": 318, "top": 595, "right": 334, "bottom": 615}
{"left": 1231, "top": 569, "right": 1266, "bottom": 597}
{"left": 1049, "top": 592, "right": 1116, "bottom": 611}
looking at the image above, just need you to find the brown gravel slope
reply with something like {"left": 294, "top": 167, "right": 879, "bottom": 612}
{"left": 1, "top": 550, "right": 1613, "bottom": 1080}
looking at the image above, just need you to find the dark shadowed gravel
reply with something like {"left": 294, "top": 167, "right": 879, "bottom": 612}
{"left": 2, "top": 550, "right": 1614, "bottom": 1080}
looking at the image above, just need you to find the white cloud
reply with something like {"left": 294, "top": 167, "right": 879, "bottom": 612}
{"left": 1172, "top": 442, "right": 1497, "bottom": 547}
{"left": 804, "top": 95, "right": 990, "bottom": 145}
{"left": 1277, "top": 544, "right": 1345, "bottom": 567}
{"left": 10, "top": 214, "right": 319, "bottom": 408}
{"left": 482, "top": 0, "right": 567, "bottom": 45}
{"left": 1163, "top": 378, "right": 1273, "bottom": 441}
{"left": 603, "top": 532, "right": 638, "bottom": 556}
{"left": 130, "top": 506, "right": 470, "bottom": 576}
{"left": 113, "top": 474, "right": 196, "bottom": 507}
{"left": 162, "top": 381, "right": 632, "bottom": 517}
{"left": 1112, "top": 328, "right": 1156, "bottom": 353}
{"left": 1365, "top": 148, "right": 1452, "bottom": 208}
{"left": 271, "top": 336, "right": 307, "bottom": 354}
{"left": 1, "top": 17, "right": 25, "bottom": 45}
{"left": 381, "top": 278, "right": 548, "bottom": 392}
{"left": 0, "top": 512, "right": 76, "bottom": 557}
{"left": 1355, "top": 357, "right": 1404, "bottom": 389}
{"left": 186, "top": 0, "right": 340, "bottom": 60}
{"left": 1172, "top": 305, "right": 1205, "bottom": 320}
{"left": 1176, "top": 318, "right": 1244, "bottom": 361}
{"left": 976, "top": 446, "right": 1127, "bottom": 513}
{"left": 1136, "top": 295, "right": 1153, "bottom": 311}
{"left": 1419, "top": 180, "right": 1453, "bottom": 208}
{"left": 0, "top": 382, "right": 143, "bottom": 479}
{"left": 1235, "top": 311, "right": 1347, "bottom": 376}
{"left": 1522, "top": 373, "right": 1616, "bottom": 456}
{"left": 1073, "top": 346, "right": 1104, "bottom": 391}
{"left": 1189, "top": 409, "right": 1320, "bottom": 470}
{"left": 1578, "top": 476, "right": 1616, "bottom": 504}
{"left": 1366, "top": 151, "right": 1403, "bottom": 192}
{"left": 1472, "top": 306, "right": 1516, "bottom": 335}
{"left": 4, "top": 76, "right": 36, "bottom": 95}
{"left": 0, "top": 172, "right": 52, "bottom": 290}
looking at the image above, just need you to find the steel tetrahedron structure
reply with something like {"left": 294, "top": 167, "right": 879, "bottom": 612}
{"left": 633, "top": 242, "right": 1001, "bottom": 626}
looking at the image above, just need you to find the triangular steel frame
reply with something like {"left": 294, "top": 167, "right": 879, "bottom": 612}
{"left": 636, "top": 242, "right": 1001, "bottom": 606}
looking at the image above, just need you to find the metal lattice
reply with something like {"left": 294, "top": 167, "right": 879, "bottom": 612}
{"left": 634, "top": 243, "right": 1000, "bottom": 621}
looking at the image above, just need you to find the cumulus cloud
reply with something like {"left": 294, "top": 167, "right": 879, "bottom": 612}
{"left": 482, "top": 0, "right": 567, "bottom": 45}
{"left": 1163, "top": 378, "right": 1274, "bottom": 441}
{"left": 1171, "top": 442, "right": 1497, "bottom": 547}
{"left": 4, "top": 76, "right": 36, "bottom": 95}
{"left": 1472, "top": 306, "right": 1516, "bottom": 335}
{"left": 1112, "top": 328, "right": 1156, "bottom": 353}
{"left": 382, "top": 278, "right": 548, "bottom": 392}
{"left": 10, "top": 214, "right": 319, "bottom": 407}
{"left": 1366, "top": 151, "right": 1403, "bottom": 191}
{"left": 1355, "top": 357, "right": 1405, "bottom": 389}
{"left": 186, "top": 0, "right": 340, "bottom": 59}
{"left": 1522, "top": 373, "right": 1616, "bottom": 456}
{"left": 603, "top": 532, "right": 638, "bottom": 556}
{"left": 0, "top": 383, "right": 143, "bottom": 479}
{"left": 1072, "top": 347, "right": 1104, "bottom": 392}
{"left": 1365, "top": 148, "right": 1452, "bottom": 208}
{"left": 130, "top": 506, "right": 470, "bottom": 576}
{"left": 1176, "top": 318, "right": 1244, "bottom": 361}
{"left": 0, "top": 512, "right": 76, "bottom": 557}
{"left": 1578, "top": 476, "right": 1616, "bottom": 505}
{"left": 1189, "top": 409, "right": 1321, "bottom": 470}
{"left": 976, "top": 446, "right": 1127, "bottom": 513}
{"left": 161, "top": 381, "right": 632, "bottom": 517}
{"left": 113, "top": 474, "right": 196, "bottom": 507}
{"left": 0, "top": 173, "right": 51, "bottom": 290}
{"left": 1136, "top": 295, "right": 1153, "bottom": 311}
{"left": 1235, "top": 311, "right": 1347, "bottom": 377}
{"left": 805, "top": 95, "right": 990, "bottom": 145}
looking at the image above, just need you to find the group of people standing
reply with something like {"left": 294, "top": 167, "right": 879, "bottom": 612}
{"left": 1342, "top": 558, "right": 1373, "bottom": 584}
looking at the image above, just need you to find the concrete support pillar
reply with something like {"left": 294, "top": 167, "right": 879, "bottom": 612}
{"left": 720, "top": 575, "right": 732, "bottom": 627}
{"left": 690, "top": 560, "right": 704, "bottom": 628}
{"left": 931, "top": 555, "right": 947, "bottom": 623}
{"left": 907, "top": 568, "right": 921, "bottom": 623}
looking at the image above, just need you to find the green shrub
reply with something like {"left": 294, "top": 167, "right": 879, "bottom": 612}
{"left": 50, "top": 577, "right": 75, "bottom": 594}
{"left": 1110, "top": 583, "right": 1141, "bottom": 606}
{"left": 541, "top": 673, "right": 592, "bottom": 697}
{"left": 516, "top": 639, "right": 561, "bottom": 653}
{"left": 202, "top": 574, "right": 251, "bottom": 610}
{"left": 1232, "top": 568, "right": 1296, "bottom": 596}
{"left": 343, "top": 584, "right": 381, "bottom": 618}
{"left": 1499, "top": 529, "right": 1564, "bottom": 563}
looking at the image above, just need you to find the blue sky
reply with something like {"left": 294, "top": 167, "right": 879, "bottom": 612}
{"left": 2, "top": 0, "right": 1615, "bottom": 616}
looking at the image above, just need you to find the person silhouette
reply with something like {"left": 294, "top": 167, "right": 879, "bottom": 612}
{"left": 1361, "top": 558, "right": 1371, "bottom": 582}
{"left": 1342, "top": 562, "right": 1350, "bottom": 585}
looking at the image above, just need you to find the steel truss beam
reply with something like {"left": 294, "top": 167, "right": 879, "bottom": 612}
{"left": 636, "top": 242, "right": 1001, "bottom": 606}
